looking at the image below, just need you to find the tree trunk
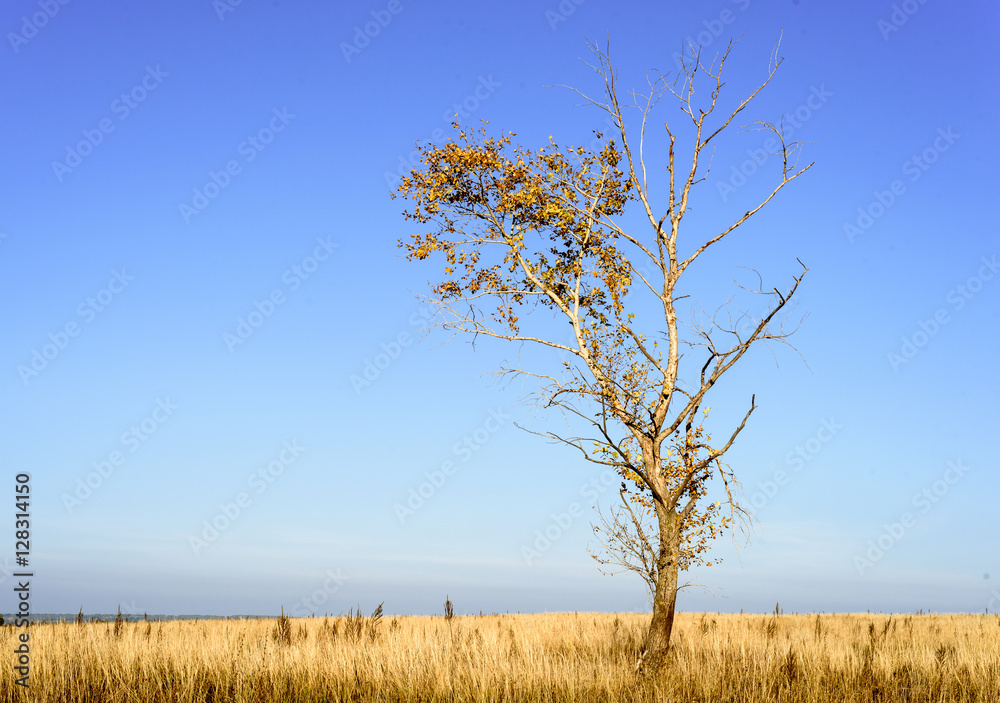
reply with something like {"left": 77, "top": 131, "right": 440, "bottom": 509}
{"left": 638, "top": 509, "right": 681, "bottom": 675}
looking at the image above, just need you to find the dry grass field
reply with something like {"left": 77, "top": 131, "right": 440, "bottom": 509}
{"left": 1, "top": 610, "right": 999, "bottom": 702}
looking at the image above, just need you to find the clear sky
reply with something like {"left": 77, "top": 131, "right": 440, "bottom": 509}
{"left": 1, "top": 0, "right": 997, "bottom": 618}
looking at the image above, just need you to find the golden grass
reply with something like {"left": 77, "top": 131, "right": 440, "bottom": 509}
{"left": 2, "top": 611, "right": 999, "bottom": 701}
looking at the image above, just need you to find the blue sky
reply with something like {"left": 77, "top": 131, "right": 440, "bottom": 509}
{"left": 1, "top": 0, "right": 998, "bottom": 617}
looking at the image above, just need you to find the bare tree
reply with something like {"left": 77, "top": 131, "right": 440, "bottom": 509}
{"left": 394, "top": 37, "right": 812, "bottom": 672}
{"left": 590, "top": 486, "right": 661, "bottom": 604}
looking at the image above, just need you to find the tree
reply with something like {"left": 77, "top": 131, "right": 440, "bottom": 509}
{"left": 393, "top": 38, "right": 811, "bottom": 672}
